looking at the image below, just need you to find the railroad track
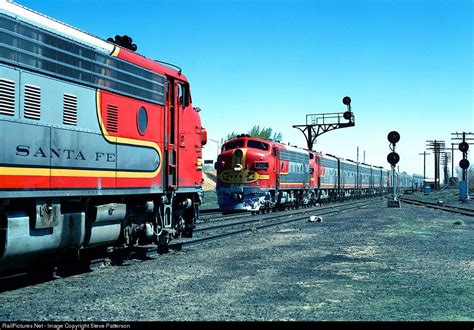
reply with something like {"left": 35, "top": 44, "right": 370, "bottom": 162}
{"left": 200, "top": 208, "right": 221, "bottom": 215}
{"left": 0, "top": 197, "right": 382, "bottom": 291}
{"left": 171, "top": 198, "right": 382, "bottom": 249}
{"left": 398, "top": 196, "right": 474, "bottom": 216}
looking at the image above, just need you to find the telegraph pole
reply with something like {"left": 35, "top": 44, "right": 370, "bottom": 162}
{"left": 441, "top": 152, "right": 451, "bottom": 185}
{"left": 418, "top": 151, "right": 430, "bottom": 184}
{"left": 451, "top": 143, "right": 455, "bottom": 183}
{"left": 426, "top": 140, "right": 445, "bottom": 190}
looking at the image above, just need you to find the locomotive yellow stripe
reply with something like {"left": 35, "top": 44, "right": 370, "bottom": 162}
{"left": 0, "top": 90, "right": 164, "bottom": 180}
{"left": 0, "top": 166, "right": 159, "bottom": 178}
{"left": 95, "top": 90, "right": 163, "bottom": 178}
{"left": 0, "top": 167, "right": 50, "bottom": 176}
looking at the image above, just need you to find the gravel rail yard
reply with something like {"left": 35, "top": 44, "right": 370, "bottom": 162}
{"left": 0, "top": 198, "right": 472, "bottom": 321}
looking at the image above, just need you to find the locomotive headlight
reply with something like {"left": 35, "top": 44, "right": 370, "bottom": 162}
{"left": 234, "top": 149, "right": 243, "bottom": 158}
{"left": 233, "top": 164, "right": 243, "bottom": 172}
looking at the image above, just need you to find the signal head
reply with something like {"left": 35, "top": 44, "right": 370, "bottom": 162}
{"left": 387, "top": 152, "right": 400, "bottom": 165}
{"left": 459, "top": 159, "right": 470, "bottom": 170}
{"left": 343, "top": 111, "right": 352, "bottom": 120}
{"left": 459, "top": 142, "right": 469, "bottom": 153}
{"left": 387, "top": 131, "right": 400, "bottom": 144}
{"left": 342, "top": 96, "right": 351, "bottom": 106}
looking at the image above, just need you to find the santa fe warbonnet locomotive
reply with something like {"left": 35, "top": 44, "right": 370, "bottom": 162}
{"left": 215, "top": 135, "right": 423, "bottom": 212}
{"left": 0, "top": 1, "right": 207, "bottom": 272}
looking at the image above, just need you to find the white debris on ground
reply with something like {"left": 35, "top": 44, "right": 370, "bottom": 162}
{"left": 308, "top": 215, "right": 323, "bottom": 222}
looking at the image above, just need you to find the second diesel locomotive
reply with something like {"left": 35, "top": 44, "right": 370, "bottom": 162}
{"left": 215, "top": 135, "right": 423, "bottom": 212}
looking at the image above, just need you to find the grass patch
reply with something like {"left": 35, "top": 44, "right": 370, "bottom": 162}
{"left": 201, "top": 190, "right": 218, "bottom": 209}
{"left": 384, "top": 217, "right": 436, "bottom": 237}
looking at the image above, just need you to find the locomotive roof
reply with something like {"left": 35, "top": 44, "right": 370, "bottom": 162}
{"left": 226, "top": 136, "right": 310, "bottom": 155}
{"left": 0, "top": 1, "right": 186, "bottom": 80}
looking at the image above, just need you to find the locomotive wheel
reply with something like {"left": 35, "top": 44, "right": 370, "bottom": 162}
{"left": 181, "top": 229, "right": 193, "bottom": 238}
{"left": 157, "top": 243, "right": 169, "bottom": 254}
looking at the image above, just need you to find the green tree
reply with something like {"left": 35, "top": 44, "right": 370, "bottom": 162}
{"left": 223, "top": 125, "right": 283, "bottom": 142}
{"left": 224, "top": 131, "right": 239, "bottom": 141}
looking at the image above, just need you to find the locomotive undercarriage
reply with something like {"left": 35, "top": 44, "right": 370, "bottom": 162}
{"left": 0, "top": 192, "right": 200, "bottom": 273}
{"left": 217, "top": 186, "right": 319, "bottom": 213}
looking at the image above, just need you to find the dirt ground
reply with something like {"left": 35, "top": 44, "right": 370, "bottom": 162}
{"left": 0, "top": 199, "right": 472, "bottom": 321}
{"left": 202, "top": 168, "right": 216, "bottom": 192}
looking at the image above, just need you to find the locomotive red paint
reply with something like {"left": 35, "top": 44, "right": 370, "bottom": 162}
{"left": 0, "top": 1, "right": 206, "bottom": 272}
{"left": 216, "top": 135, "right": 422, "bottom": 212}
{"left": 216, "top": 135, "right": 320, "bottom": 211}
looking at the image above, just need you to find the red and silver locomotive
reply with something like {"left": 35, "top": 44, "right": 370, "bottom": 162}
{"left": 0, "top": 2, "right": 206, "bottom": 272}
{"left": 215, "top": 135, "right": 422, "bottom": 212}
{"left": 215, "top": 135, "right": 320, "bottom": 212}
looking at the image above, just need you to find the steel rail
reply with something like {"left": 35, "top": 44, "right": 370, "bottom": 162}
{"left": 0, "top": 198, "right": 381, "bottom": 290}
{"left": 398, "top": 197, "right": 474, "bottom": 216}
{"left": 170, "top": 200, "right": 381, "bottom": 250}
{"left": 195, "top": 199, "right": 376, "bottom": 232}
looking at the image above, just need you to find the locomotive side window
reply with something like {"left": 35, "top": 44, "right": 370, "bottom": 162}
{"left": 247, "top": 140, "right": 269, "bottom": 151}
{"left": 0, "top": 14, "right": 165, "bottom": 105}
{"left": 137, "top": 106, "right": 148, "bottom": 135}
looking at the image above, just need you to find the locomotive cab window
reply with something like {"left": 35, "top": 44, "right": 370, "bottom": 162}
{"left": 178, "top": 83, "right": 190, "bottom": 107}
{"left": 247, "top": 140, "right": 269, "bottom": 151}
{"left": 223, "top": 140, "right": 244, "bottom": 151}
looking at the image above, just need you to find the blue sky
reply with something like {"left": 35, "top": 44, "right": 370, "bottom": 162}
{"left": 17, "top": 0, "right": 473, "bottom": 178}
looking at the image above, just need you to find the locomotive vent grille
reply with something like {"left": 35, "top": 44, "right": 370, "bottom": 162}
{"left": 106, "top": 104, "right": 118, "bottom": 133}
{"left": 63, "top": 93, "right": 78, "bottom": 125}
{"left": 0, "top": 78, "right": 15, "bottom": 116}
{"left": 24, "top": 84, "right": 41, "bottom": 120}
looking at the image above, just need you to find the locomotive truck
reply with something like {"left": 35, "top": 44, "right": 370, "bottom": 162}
{"left": 0, "top": 1, "right": 207, "bottom": 272}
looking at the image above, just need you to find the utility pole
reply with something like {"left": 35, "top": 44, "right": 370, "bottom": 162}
{"left": 426, "top": 140, "right": 445, "bottom": 190}
{"left": 451, "top": 143, "right": 455, "bottom": 182}
{"left": 418, "top": 151, "right": 430, "bottom": 184}
{"left": 441, "top": 152, "right": 451, "bottom": 184}
{"left": 208, "top": 138, "right": 221, "bottom": 163}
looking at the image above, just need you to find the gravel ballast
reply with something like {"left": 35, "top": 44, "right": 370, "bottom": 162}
{"left": 0, "top": 199, "right": 472, "bottom": 321}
